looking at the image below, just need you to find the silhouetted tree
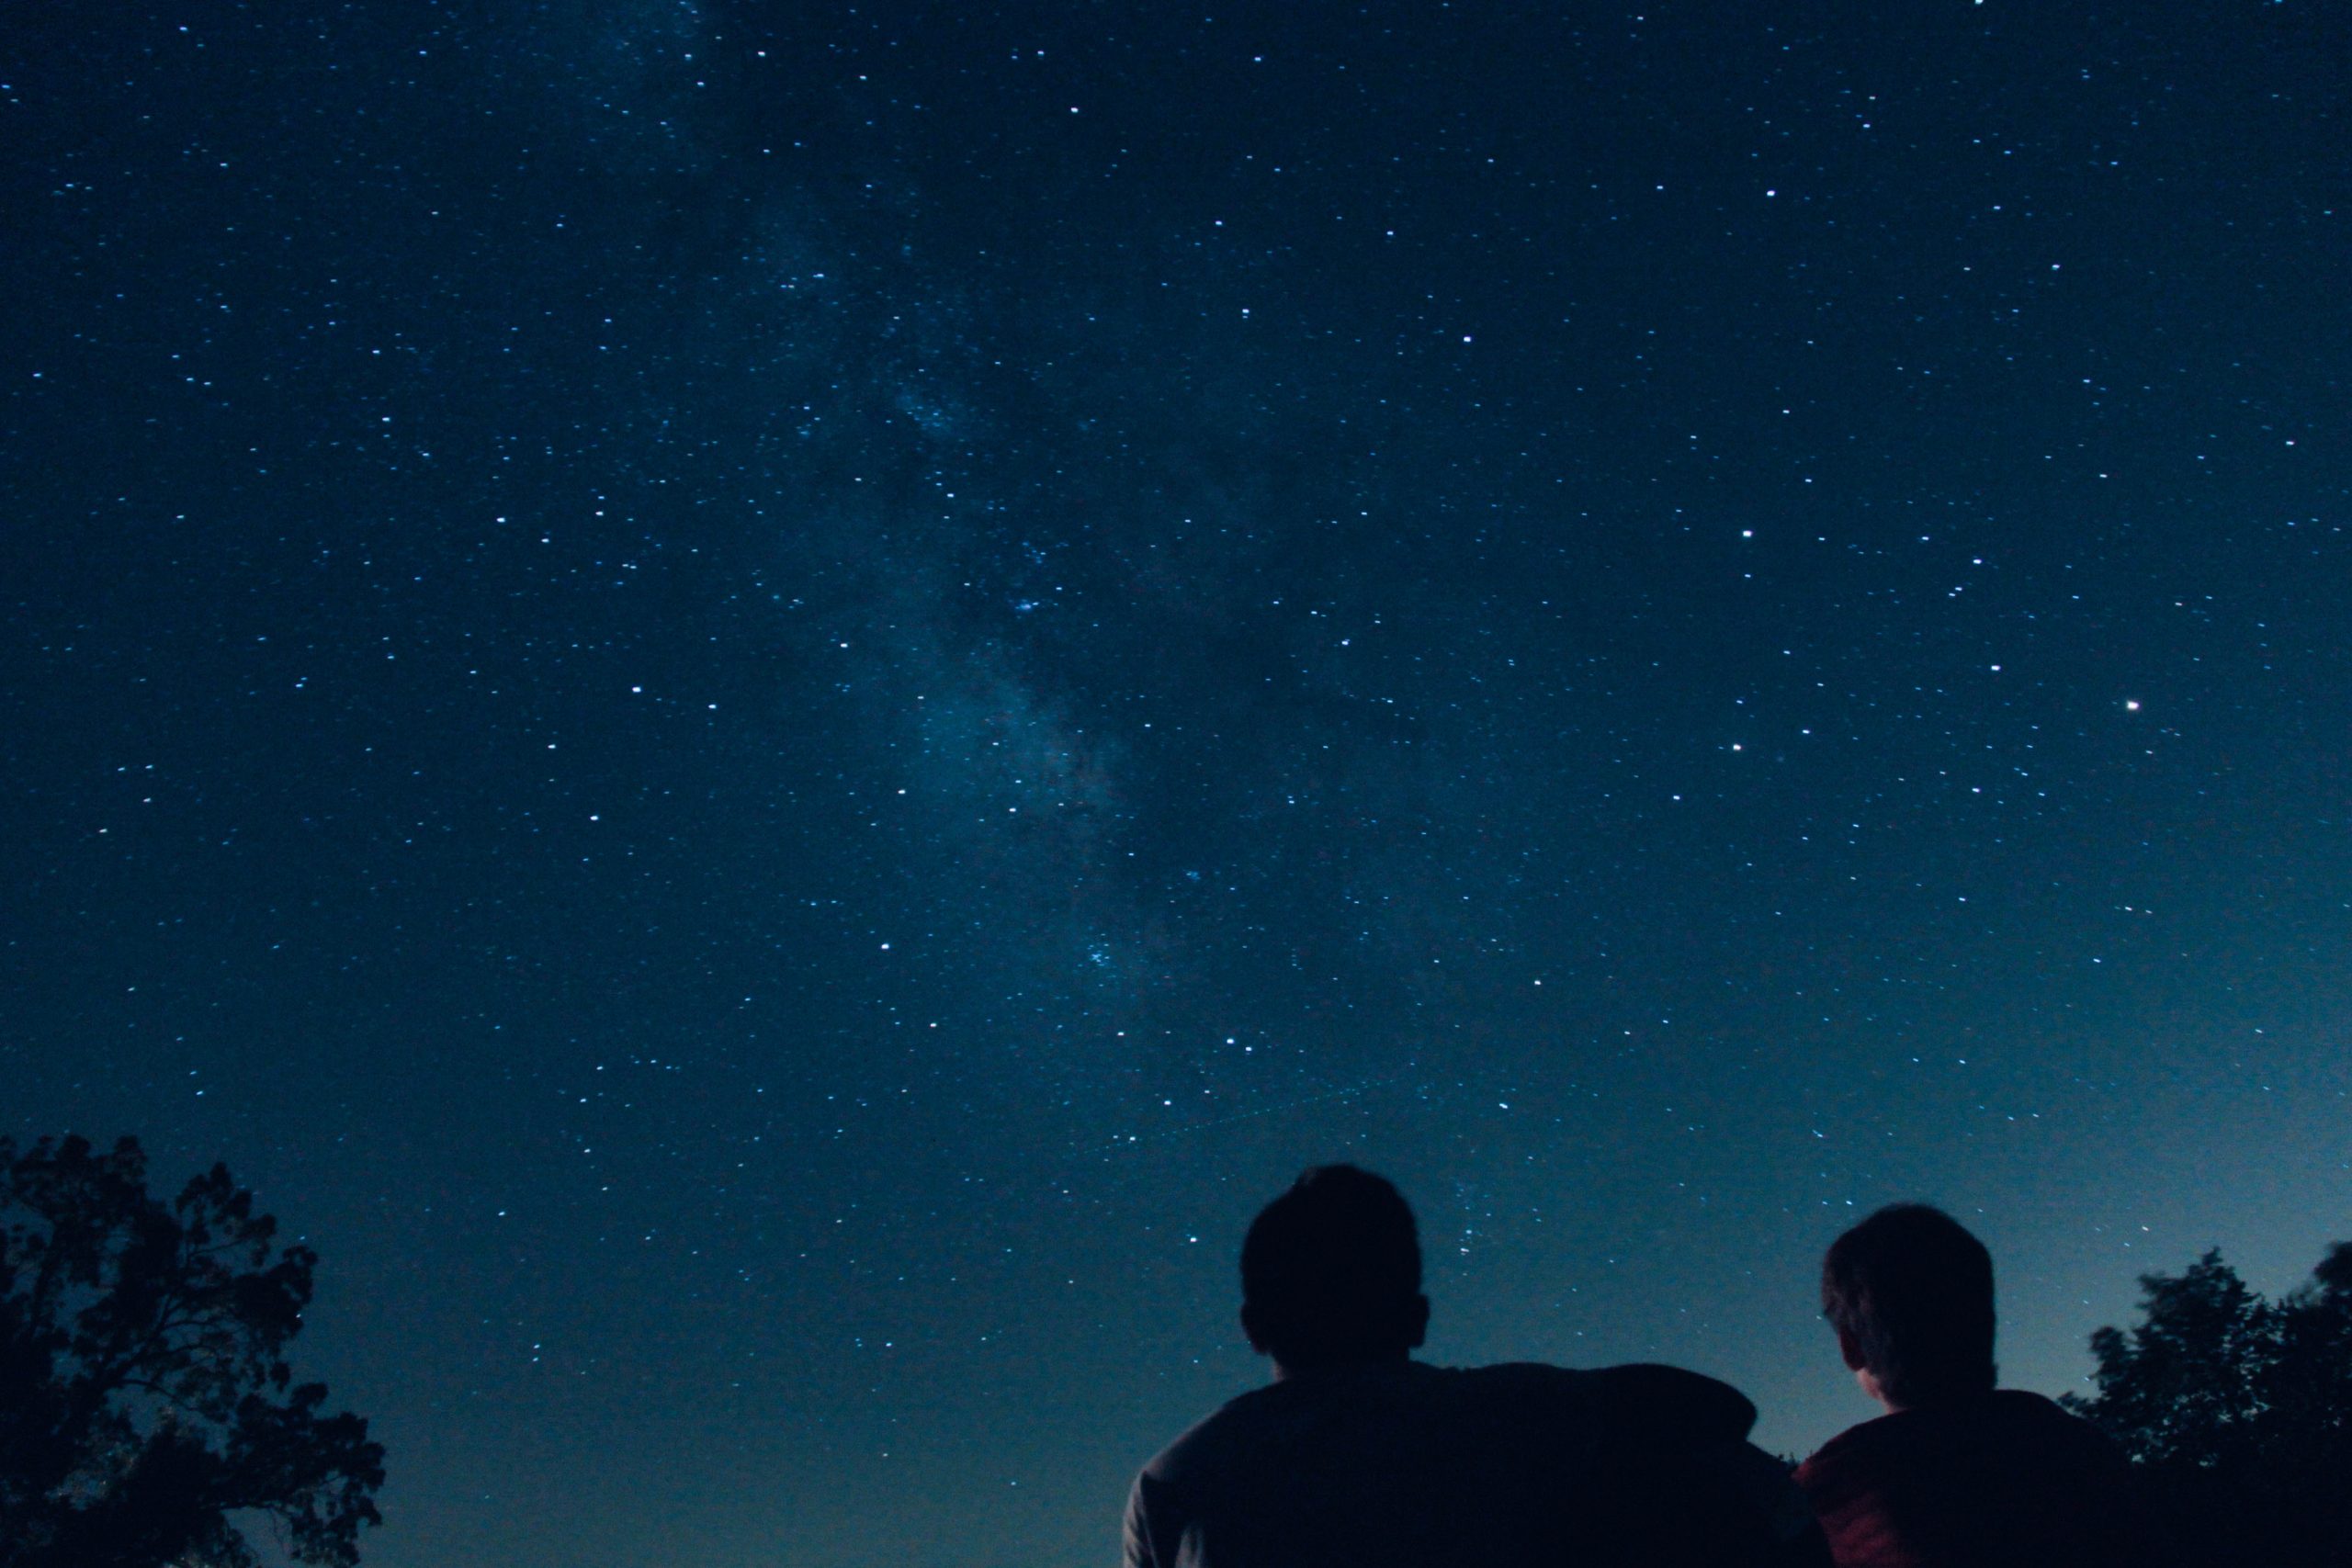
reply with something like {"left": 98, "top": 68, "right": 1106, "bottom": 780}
{"left": 2261, "top": 1242, "right": 2352, "bottom": 1552}
{"left": 2064, "top": 1242, "right": 2352, "bottom": 1565}
{"left": 0, "top": 1135, "right": 383, "bottom": 1568}
{"left": 2067, "top": 1248, "right": 2274, "bottom": 1469}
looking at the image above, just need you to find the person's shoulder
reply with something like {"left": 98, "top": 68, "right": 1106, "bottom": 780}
{"left": 1588, "top": 1361, "right": 1761, "bottom": 1445}
{"left": 1984, "top": 1389, "right": 2132, "bottom": 1465}
{"left": 1795, "top": 1409, "right": 1909, "bottom": 1493}
{"left": 1939, "top": 1390, "right": 2122, "bottom": 1456}
{"left": 1462, "top": 1359, "right": 1589, "bottom": 1397}
{"left": 1459, "top": 1360, "right": 1764, "bottom": 1464}
{"left": 1452, "top": 1361, "right": 1602, "bottom": 1427}
{"left": 1986, "top": 1387, "right": 2093, "bottom": 1427}
{"left": 1137, "top": 1382, "right": 1293, "bottom": 1483}
{"left": 1805, "top": 1406, "right": 1905, "bottom": 1456}
{"left": 1800, "top": 1393, "right": 2123, "bottom": 1488}
{"left": 1467, "top": 1359, "right": 1758, "bottom": 1428}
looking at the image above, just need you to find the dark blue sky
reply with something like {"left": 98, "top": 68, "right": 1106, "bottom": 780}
{"left": 6, "top": 3, "right": 2347, "bottom": 1563}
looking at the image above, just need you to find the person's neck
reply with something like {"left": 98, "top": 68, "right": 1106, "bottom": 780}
{"left": 1271, "top": 1349, "right": 1413, "bottom": 1382}
{"left": 1874, "top": 1383, "right": 1996, "bottom": 1416}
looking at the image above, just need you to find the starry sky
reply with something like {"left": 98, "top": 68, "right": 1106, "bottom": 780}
{"left": 5, "top": 3, "right": 2348, "bottom": 1564}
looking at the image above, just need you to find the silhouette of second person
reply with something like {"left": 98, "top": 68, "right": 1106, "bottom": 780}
{"left": 1125, "top": 1164, "right": 1825, "bottom": 1566}
{"left": 1796, "top": 1204, "right": 2153, "bottom": 1567}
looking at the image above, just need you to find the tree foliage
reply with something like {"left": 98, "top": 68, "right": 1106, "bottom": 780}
{"left": 0, "top": 1135, "right": 384, "bottom": 1568}
{"left": 2064, "top": 1241, "right": 2352, "bottom": 1564}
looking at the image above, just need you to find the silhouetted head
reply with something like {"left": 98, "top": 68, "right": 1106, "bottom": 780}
{"left": 1239, "top": 1164, "right": 1429, "bottom": 1372}
{"left": 1822, "top": 1202, "right": 1997, "bottom": 1410}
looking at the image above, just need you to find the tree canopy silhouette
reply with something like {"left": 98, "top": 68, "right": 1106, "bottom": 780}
{"left": 0, "top": 1135, "right": 384, "bottom": 1568}
{"left": 2064, "top": 1240, "right": 2352, "bottom": 1565}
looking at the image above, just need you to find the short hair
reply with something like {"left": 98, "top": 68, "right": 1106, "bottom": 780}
{"left": 1822, "top": 1203, "right": 1997, "bottom": 1407}
{"left": 1240, "top": 1165, "right": 1423, "bottom": 1368}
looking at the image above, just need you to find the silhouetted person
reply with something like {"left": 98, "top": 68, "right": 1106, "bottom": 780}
{"left": 1795, "top": 1204, "right": 2153, "bottom": 1568}
{"left": 1125, "top": 1164, "right": 1826, "bottom": 1567}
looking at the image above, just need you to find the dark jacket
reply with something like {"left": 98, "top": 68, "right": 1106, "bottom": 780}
{"left": 1795, "top": 1391, "right": 2150, "bottom": 1568}
{"left": 1125, "top": 1359, "right": 1826, "bottom": 1567}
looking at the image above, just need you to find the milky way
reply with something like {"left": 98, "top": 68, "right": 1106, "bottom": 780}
{"left": 6, "top": 6, "right": 2347, "bottom": 1564}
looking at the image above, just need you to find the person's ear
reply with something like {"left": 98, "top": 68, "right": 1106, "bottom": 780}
{"left": 1406, "top": 1293, "right": 1430, "bottom": 1350}
{"left": 1240, "top": 1303, "right": 1272, "bottom": 1357}
{"left": 1836, "top": 1325, "right": 1866, "bottom": 1371}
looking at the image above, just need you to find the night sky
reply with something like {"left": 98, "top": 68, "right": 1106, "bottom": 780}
{"left": 6, "top": 3, "right": 2349, "bottom": 1563}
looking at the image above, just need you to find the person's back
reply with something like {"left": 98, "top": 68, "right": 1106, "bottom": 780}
{"left": 1794, "top": 1205, "right": 2150, "bottom": 1568}
{"left": 1132, "top": 1360, "right": 1569, "bottom": 1566}
{"left": 1133, "top": 1359, "right": 1780, "bottom": 1567}
{"left": 1125, "top": 1165, "right": 1824, "bottom": 1568}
